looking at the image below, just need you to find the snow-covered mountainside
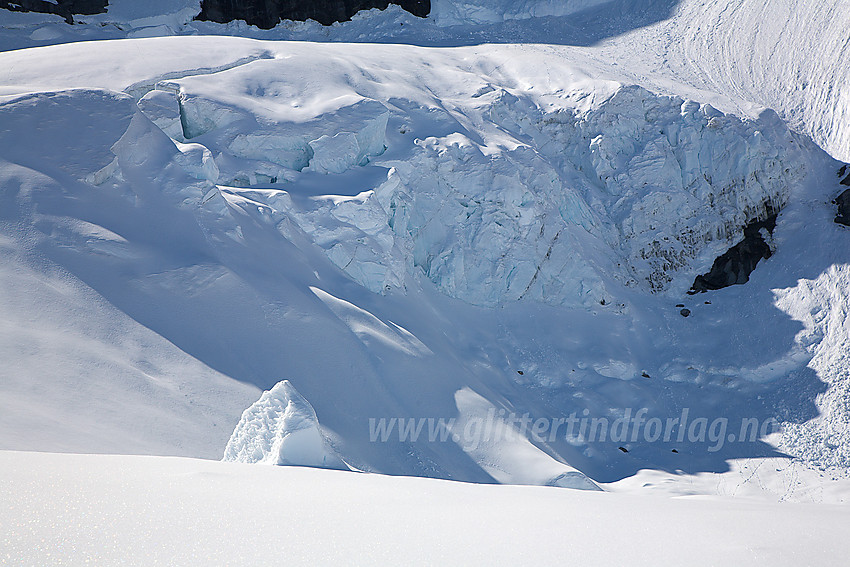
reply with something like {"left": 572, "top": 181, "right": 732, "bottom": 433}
{"left": 2, "top": 0, "right": 850, "bottom": 518}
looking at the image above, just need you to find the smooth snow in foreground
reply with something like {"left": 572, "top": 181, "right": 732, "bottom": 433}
{"left": 1, "top": 450, "right": 848, "bottom": 566}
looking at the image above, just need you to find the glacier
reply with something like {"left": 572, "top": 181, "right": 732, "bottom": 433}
{"left": 0, "top": 1, "right": 849, "bottom": 505}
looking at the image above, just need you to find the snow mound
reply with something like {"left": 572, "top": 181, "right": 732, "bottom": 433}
{"left": 223, "top": 380, "right": 348, "bottom": 469}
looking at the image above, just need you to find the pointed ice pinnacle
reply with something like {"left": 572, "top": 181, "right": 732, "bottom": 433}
{"left": 223, "top": 380, "right": 348, "bottom": 469}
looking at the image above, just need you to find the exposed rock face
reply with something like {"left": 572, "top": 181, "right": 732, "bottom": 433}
{"left": 835, "top": 189, "right": 850, "bottom": 226}
{"left": 690, "top": 212, "right": 778, "bottom": 293}
{"left": 196, "top": 0, "right": 431, "bottom": 29}
{"left": 0, "top": 0, "right": 107, "bottom": 23}
{"left": 840, "top": 164, "right": 850, "bottom": 187}
{"left": 0, "top": 1, "right": 430, "bottom": 28}
{"left": 835, "top": 165, "right": 850, "bottom": 227}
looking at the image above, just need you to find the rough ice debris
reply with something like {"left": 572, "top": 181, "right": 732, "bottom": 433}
{"left": 366, "top": 86, "right": 802, "bottom": 305}
{"left": 223, "top": 380, "right": 348, "bottom": 469}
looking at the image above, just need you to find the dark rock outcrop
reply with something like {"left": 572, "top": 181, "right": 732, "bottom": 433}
{"left": 0, "top": 1, "right": 430, "bottom": 28}
{"left": 0, "top": 0, "right": 107, "bottom": 24}
{"left": 689, "top": 212, "right": 778, "bottom": 293}
{"left": 196, "top": 0, "right": 431, "bottom": 29}
{"left": 834, "top": 189, "right": 850, "bottom": 226}
{"left": 834, "top": 165, "right": 850, "bottom": 227}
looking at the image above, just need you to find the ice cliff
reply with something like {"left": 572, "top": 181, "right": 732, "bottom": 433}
{"left": 155, "top": 51, "right": 805, "bottom": 307}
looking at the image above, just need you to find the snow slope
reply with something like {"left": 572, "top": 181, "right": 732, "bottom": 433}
{"left": 2, "top": 450, "right": 849, "bottom": 566}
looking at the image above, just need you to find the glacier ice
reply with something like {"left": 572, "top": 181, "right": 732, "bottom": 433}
{"left": 298, "top": 85, "right": 802, "bottom": 306}
{"left": 223, "top": 380, "right": 348, "bottom": 469}
{"left": 431, "top": 0, "right": 610, "bottom": 26}
{"left": 137, "top": 89, "right": 184, "bottom": 141}
{"left": 161, "top": 53, "right": 807, "bottom": 308}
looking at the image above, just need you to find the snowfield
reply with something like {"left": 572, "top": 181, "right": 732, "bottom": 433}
{"left": 2, "top": 450, "right": 849, "bottom": 566}
{"left": 1, "top": 0, "right": 850, "bottom": 564}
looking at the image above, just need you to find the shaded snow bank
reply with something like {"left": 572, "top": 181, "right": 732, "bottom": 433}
{"left": 776, "top": 265, "right": 850, "bottom": 470}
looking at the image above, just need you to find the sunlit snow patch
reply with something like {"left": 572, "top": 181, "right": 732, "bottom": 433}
{"left": 453, "top": 388, "right": 601, "bottom": 490}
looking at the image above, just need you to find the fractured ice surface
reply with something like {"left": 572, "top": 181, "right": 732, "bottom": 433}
{"left": 296, "top": 86, "right": 800, "bottom": 306}
{"left": 160, "top": 69, "right": 804, "bottom": 307}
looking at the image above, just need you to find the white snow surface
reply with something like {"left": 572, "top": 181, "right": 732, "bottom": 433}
{"left": 1, "top": 0, "right": 847, "bottom": 161}
{"left": 2, "top": 450, "right": 850, "bottom": 566}
{"left": 1, "top": 0, "right": 850, "bottom": 513}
